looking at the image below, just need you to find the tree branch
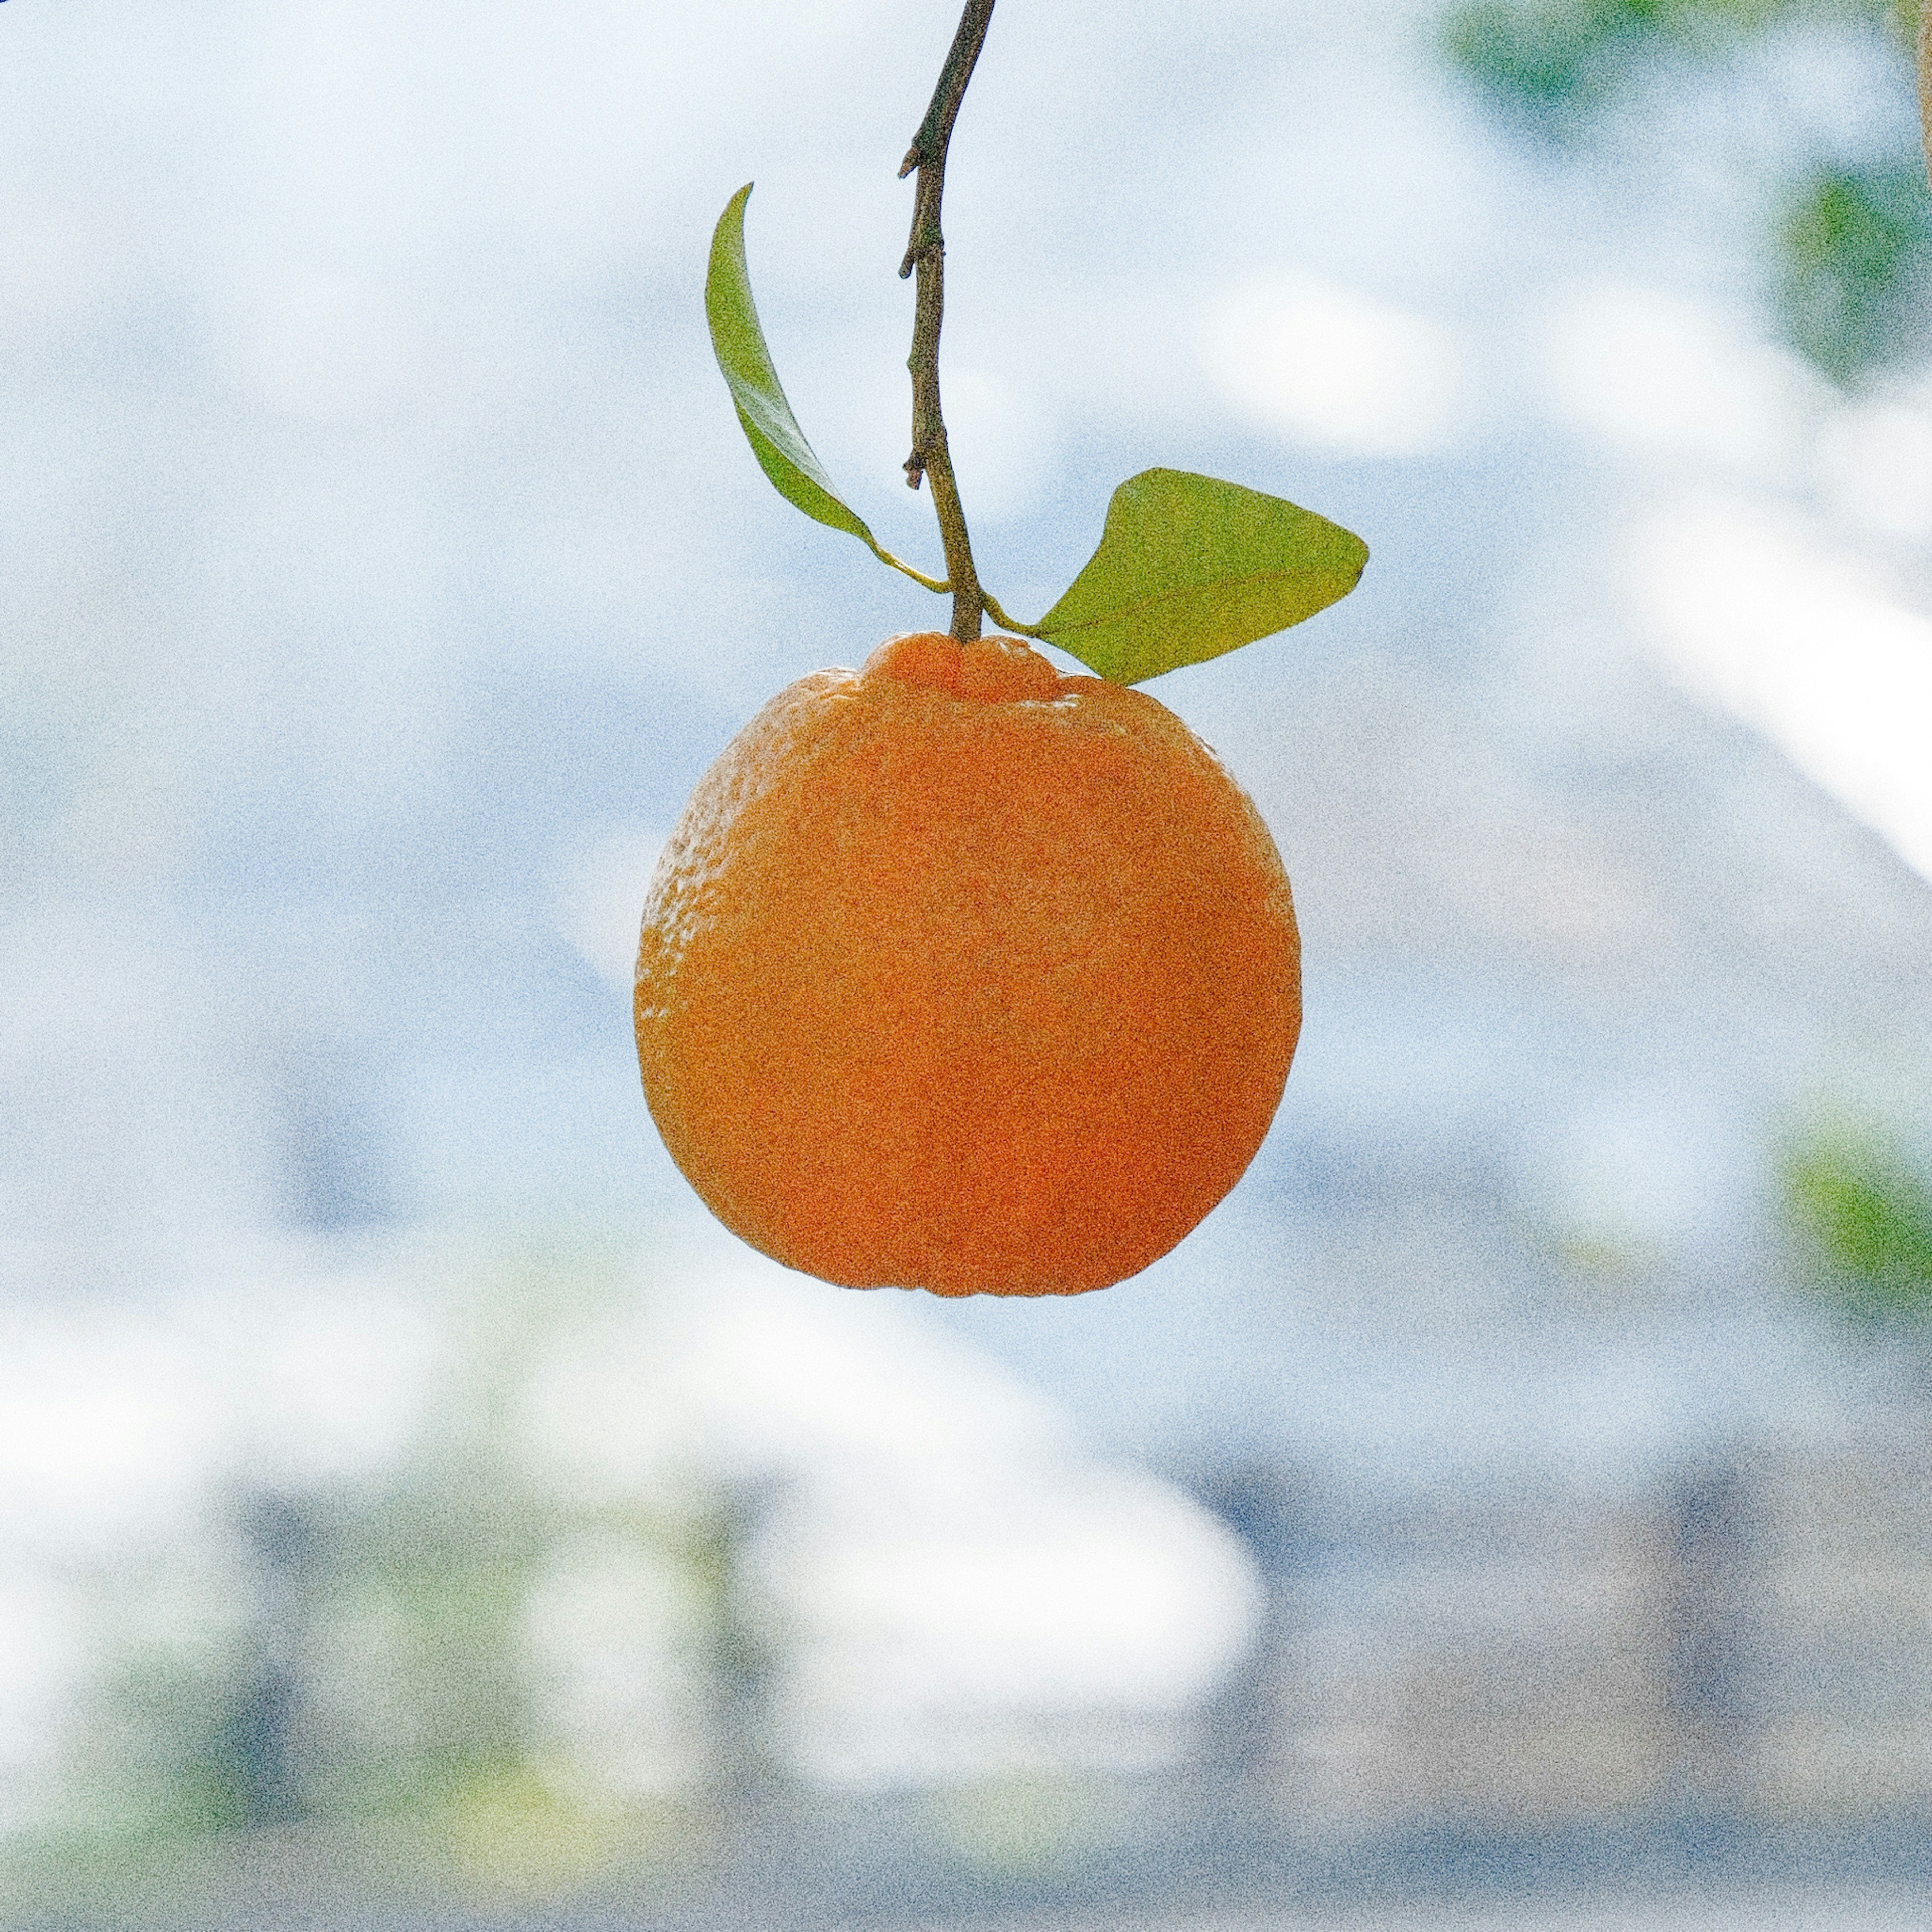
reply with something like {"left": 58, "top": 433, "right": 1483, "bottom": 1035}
{"left": 898, "top": 0, "right": 995, "bottom": 641}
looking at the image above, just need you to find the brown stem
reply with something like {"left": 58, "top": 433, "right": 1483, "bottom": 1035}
{"left": 899, "top": 0, "right": 995, "bottom": 641}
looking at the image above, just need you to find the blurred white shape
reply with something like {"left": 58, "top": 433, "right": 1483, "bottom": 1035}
{"left": 768, "top": 1463, "right": 1259, "bottom": 1786}
{"left": 1545, "top": 285, "right": 1827, "bottom": 480}
{"left": 0, "top": 1321, "right": 218, "bottom": 1549}
{"left": 1817, "top": 388, "right": 1932, "bottom": 541}
{"left": 1200, "top": 276, "right": 1464, "bottom": 457}
{"left": 523, "top": 1531, "right": 712, "bottom": 1798}
{"left": 526, "top": 1257, "right": 1262, "bottom": 1787}
{"left": 1632, "top": 494, "right": 1932, "bottom": 882}
{"left": 0, "top": 1262, "right": 444, "bottom": 1568}
{"left": 527, "top": 1257, "right": 1066, "bottom": 1499}
{"left": 1531, "top": 1090, "right": 1746, "bottom": 1263}
{"left": 224, "top": 1277, "right": 442, "bottom": 1486}
{"left": 556, "top": 824, "right": 667, "bottom": 991}
{"left": 0, "top": 1573, "right": 84, "bottom": 1800}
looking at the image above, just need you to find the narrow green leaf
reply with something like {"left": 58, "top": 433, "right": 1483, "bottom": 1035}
{"left": 1033, "top": 469, "right": 1368, "bottom": 686}
{"left": 706, "top": 184, "right": 877, "bottom": 544}
{"left": 704, "top": 185, "right": 947, "bottom": 593}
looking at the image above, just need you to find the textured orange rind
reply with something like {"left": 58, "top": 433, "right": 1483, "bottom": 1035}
{"left": 635, "top": 633, "right": 1300, "bottom": 1296}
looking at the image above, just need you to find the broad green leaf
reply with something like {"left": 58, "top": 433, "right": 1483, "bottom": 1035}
{"left": 1032, "top": 469, "right": 1368, "bottom": 686}
{"left": 705, "top": 185, "right": 945, "bottom": 591}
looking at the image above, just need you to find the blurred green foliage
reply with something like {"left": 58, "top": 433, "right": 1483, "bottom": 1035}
{"left": 1442, "top": 0, "right": 1783, "bottom": 121}
{"left": 1780, "top": 160, "right": 1932, "bottom": 377}
{"left": 1783, "top": 1131, "right": 1932, "bottom": 1322}
{"left": 1440, "top": 0, "right": 1932, "bottom": 381}
{"left": 5, "top": 1243, "right": 740, "bottom": 1913}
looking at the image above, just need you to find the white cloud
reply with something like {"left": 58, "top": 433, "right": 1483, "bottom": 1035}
{"left": 1200, "top": 276, "right": 1465, "bottom": 458}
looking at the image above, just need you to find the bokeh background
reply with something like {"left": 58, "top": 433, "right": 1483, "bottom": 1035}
{"left": 5, "top": 0, "right": 1932, "bottom": 1926}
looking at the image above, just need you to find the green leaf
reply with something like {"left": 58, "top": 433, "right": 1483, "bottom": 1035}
{"left": 705, "top": 184, "right": 945, "bottom": 592}
{"left": 706, "top": 183, "right": 877, "bottom": 544}
{"left": 1031, "top": 469, "right": 1367, "bottom": 685}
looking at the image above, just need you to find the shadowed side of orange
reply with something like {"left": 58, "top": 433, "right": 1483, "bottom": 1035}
{"left": 634, "top": 632, "right": 1300, "bottom": 1296}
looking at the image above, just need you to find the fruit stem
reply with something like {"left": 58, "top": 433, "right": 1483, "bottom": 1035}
{"left": 899, "top": 0, "right": 994, "bottom": 642}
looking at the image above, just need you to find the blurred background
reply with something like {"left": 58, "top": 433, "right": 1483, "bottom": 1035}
{"left": 4, "top": 0, "right": 1932, "bottom": 1926}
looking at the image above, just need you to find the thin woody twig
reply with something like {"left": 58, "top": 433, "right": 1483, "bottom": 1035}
{"left": 898, "top": 0, "right": 995, "bottom": 641}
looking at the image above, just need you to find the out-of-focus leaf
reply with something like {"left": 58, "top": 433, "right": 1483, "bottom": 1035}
{"left": 1444, "top": 1, "right": 1928, "bottom": 380}
{"left": 1441, "top": 0, "right": 1820, "bottom": 128}
{"left": 1784, "top": 1130, "right": 1932, "bottom": 1322}
{"left": 1441, "top": 0, "right": 1632, "bottom": 117}
{"left": 1027, "top": 470, "right": 1366, "bottom": 686}
{"left": 705, "top": 184, "right": 880, "bottom": 548}
{"left": 1778, "top": 160, "right": 1932, "bottom": 380}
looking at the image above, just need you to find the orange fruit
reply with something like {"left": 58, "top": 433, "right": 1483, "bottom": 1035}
{"left": 634, "top": 631, "right": 1300, "bottom": 1296}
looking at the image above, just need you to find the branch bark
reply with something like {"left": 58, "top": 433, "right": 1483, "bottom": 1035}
{"left": 899, "top": 0, "right": 995, "bottom": 641}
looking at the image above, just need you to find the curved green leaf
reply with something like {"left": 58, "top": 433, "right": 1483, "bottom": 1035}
{"left": 707, "top": 183, "right": 876, "bottom": 543}
{"left": 706, "top": 185, "right": 945, "bottom": 591}
{"left": 1031, "top": 469, "right": 1368, "bottom": 686}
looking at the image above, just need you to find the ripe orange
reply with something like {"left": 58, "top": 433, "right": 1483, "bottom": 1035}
{"left": 634, "top": 632, "right": 1300, "bottom": 1296}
